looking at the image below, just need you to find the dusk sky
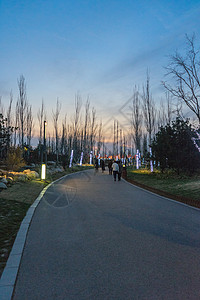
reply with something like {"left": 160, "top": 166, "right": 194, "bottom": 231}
{"left": 1, "top": 0, "right": 200, "bottom": 134}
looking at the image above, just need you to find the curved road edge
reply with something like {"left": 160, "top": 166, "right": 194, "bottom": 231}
{"left": 123, "top": 177, "right": 200, "bottom": 212}
{"left": 0, "top": 170, "right": 86, "bottom": 300}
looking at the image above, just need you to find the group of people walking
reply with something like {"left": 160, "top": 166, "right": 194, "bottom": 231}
{"left": 94, "top": 159, "right": 105, "bottom": 172}
{"left": 95, "top": 159, "right": 123, "bottom": 181}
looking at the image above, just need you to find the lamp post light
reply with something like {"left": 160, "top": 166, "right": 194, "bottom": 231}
{"left": 41, "top": 164, "right": 46, "bottom": 180}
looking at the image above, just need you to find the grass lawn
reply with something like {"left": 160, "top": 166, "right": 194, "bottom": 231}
{"left": 127, "top": 167, "right": 200, "bottom": 207}
{"left": 0, "top": 165, "right": 93, "bottom": 277}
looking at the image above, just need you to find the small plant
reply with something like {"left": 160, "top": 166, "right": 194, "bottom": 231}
{"left": 5, "top": 147, "right": 25, "bottom": 171}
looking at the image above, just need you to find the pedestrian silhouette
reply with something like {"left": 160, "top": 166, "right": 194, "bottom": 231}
{"left": 108, "top": 159, "right": 113, "bottom": 175}
{"left": 118, "top": 160, "right": 122, "bottom": 181}
{"left": 101, "top": 159, "right": 105, "bottom": 173}
{"left": 94, "top": 159, "right": 99, "bottom": 173}
{"left": 112, "top": 161, "right": 119, "bottom": 181}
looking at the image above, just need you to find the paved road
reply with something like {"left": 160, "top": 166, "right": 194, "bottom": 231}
{"left": 13, "top": 169, "right": 200, "bottom": 299}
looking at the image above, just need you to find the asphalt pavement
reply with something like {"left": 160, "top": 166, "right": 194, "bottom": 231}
{"left": 12, "top": 169, "right": 200, "bottom": 299}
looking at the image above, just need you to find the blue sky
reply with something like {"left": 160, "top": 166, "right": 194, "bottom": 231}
{"left": 1, "top": 0, "right": 200, "bottom": 132}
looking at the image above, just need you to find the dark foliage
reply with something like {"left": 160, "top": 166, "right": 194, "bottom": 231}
{"left": 152, "top": 118, "right": 200, "bottom": 174}
{"left": 0, "top": 113, "right": 16, "bottom": 159}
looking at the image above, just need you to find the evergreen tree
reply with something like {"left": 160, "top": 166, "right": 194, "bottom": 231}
{"left": 0, "top": 113, "right": 15, "bottom": 159}
{"left": 152, "top": 118, "right": 200, "bottom": 174}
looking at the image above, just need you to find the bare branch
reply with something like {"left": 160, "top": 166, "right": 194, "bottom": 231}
{"left": 163, "top": 34, "right": 200, "bottom": 123}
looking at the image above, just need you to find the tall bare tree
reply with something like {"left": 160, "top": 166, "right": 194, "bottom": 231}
{"left": 17, "top": 75, "right": 28, "bottom": 148}
{"left": 113, "top": 120, "right": 119, "bottom": 156}
{"left": 60, "top": 114, "right": 67, "bottom": 155}
{"left": 14, "top": 101, "right": 19, "bottom": 147}
{"left": 163, "top": 34, "right": 200, "bottom": 124}
{"left": 97, "top": 120, "right": 103, "bottom": 154}
{"left": 157, "top": 99, "right": 167, "bottom": 130}
{"left": 0, "top": 96, "right": 4, "bottom": 115}
{"left": 37, "top": 100, "right": 45, "bottom": 145}
{"left": 26, "top": 105, "right": 33, "bottom": 146}
{"left": 72, "top": 94, "right": 82, "bottom": 160}
{"left": 166, "top": 92, "right": 173, "bottom": 124}
{"left": 131, "top": 86, "right": 143, "bottom": 151}
{"left": 90, "top": 107, "right": 97, "bottom": 153}
{"left": 5, "top": 92, "right": 13, "bottom": 147}
{"left": 113, "top": 120, "right": 116, "bottom": 156}
{"left": 83, "top": 98, "right": 90, "bottom": 159}
{"left": 52, "top": 99, "right": 61, "bottom": 164}
{"left": 142, "top": 71, "right": 156, "bottom": 145}
{"left": 157, "top": 92, "right": 174, "bottom": 131}
{"left": 6, "top": 92, "right": 13, "bottom": 127}
{"left": 142, "top": 133, "right": 148, "bottom": 159}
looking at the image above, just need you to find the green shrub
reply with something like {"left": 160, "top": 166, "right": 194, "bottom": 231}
{"left": 5, "top": 147, "right": 25, "bottom": 171}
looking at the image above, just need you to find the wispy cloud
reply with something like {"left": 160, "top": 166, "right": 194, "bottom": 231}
{"left": 100, "top": 2, "right": 200, "bottom": 85}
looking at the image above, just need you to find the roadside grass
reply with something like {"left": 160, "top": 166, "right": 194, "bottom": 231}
{"left": 0, "top": 200, "right": 30, "bottom": 277}
{"left": 0, "top": 165, "right": 93, "bottom": 277}
{"left": 127, "top": 167, "right": 200, "bottom": 206}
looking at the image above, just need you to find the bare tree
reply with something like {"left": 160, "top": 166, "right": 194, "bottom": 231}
{"left": 14, "top": 101, "right": 19, "bottom": 147}
{"left": 157, "top": 99, "right": 167, "bottom": 130}
{"left": 72, "top": 93, "right": 82, "bottom": 161}
{"left": 113, "top": 120, "right": 119, "bottom": 157}
{"left": 26, "top": 105, "right": 33, "bottom": 146}
{"left": 166, "top": 92, "right": 173, "bottom": 124}
{"left": 97, "top": 120, "right": 103, "bottom": 154}
{"left": 163, "top": 34, "right": 200, "bottom": 124}
{"left": 17, "top": 75, "right": 28, "bottom": 148}
{"left": 6, "top": 92, "right": 13, "bottom": 147}
{"left": 120, "top": 128, "right": 123, "bottom": 158}
{"left": 0, "top": 96, "right": 4, "bottom": 115}
{"left": 113, "top": 120, "right": 116, "bottom": 156}
{"left": 37, "top": 100, "right": 45, "bottom": 145}
{"left": 60, "top": 114, "right": 67, "bottom": 155}
{"left": 90, "top": 107, "right": 97, "bottom": 153}
{"left": 157, "top": 93, "right": 174, "bottom": 130}
{"left": 6, "top": 92, "right": 13, "bottom": 127}
{"left": 83, "top": 98, "right": 90, "bottom": 160}
{"left": 67, "top": 124, "right": 73, "bottom": 158}
{"left": 142, "top": 71, "right": 156, "bottom": 145}
{"left": 142, "top": 133, "right": 148, "bottom": 159}
{"left": 131, "top": 86, "right": 143, "bottom": 151}
{"left": 52, "top": 99, "right": 61, "bottom": 164}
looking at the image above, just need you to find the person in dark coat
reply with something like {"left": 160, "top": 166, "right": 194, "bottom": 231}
{"left": 108, "top": 160, "right": 113, "bottom": 175}
{"left": 94, "top": 159, "right": 99, "bottom": 172}
{"left": 101, "top": 159, "right": 105, "bottom": 173}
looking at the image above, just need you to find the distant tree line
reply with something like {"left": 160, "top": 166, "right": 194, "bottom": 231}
{"left": 1, "top": 34, "right": 200, "bottom": 174}
{"left": 0, "top": 77, "right": 103, "bottom": 168}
